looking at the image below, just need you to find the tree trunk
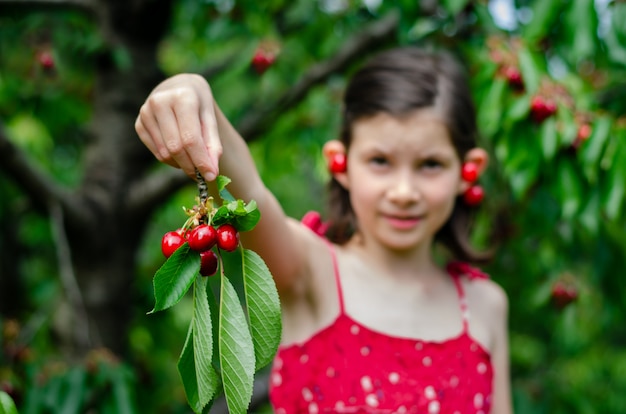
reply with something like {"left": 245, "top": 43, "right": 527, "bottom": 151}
{"left": 52, "top": 0, "right": 174, "bottom": 357}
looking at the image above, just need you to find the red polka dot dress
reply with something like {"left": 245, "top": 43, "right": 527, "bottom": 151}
{"left": 269, "top": 241, "right": 494, "bottom": 414}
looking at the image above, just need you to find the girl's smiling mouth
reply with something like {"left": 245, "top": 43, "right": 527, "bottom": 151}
{"left": 383, "top": 214, "right": 422, "bottom": 230}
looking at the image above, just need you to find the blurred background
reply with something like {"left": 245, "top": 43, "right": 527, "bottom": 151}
{"left": 1, "top": 0, "right": 625, "bottom": 413}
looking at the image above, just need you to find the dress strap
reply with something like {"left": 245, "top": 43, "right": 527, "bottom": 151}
{"left": 450, "top": 272, "right": 470, "bottom": 332}
{"left": 446, "top": 261, "right": 490, "bottom": 333}
{"left": 324, "top": 239, "right": 345, "bottom": 314}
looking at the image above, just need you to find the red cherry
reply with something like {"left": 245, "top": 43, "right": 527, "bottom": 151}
{"left": 503, "top": 66, "right": 524, "bottom": 90}
{"left": 551, "top": 281, "right": 578, "bottom": 309}
{"left": 187, "top": 224, "right": 218, "bottom": 252}
{"left": 328, "top": 153, "right": 347, "bottom": 173}
{"left": 530, "top": 96, "right": 547, "bottom": 122}
{"left": 251, "top": 50, "right": 275, "bottom": 75}
{"left": 461, "top": 162, "right": 479, "bottom": 183}
{"left": 161, "top": 231, "right": 185, "bottom": 258}
{"left": 200, "top": 250, "right": 219, "bottom": 277}
{"left": 216, "top": 224, "right": 239, "bottom": 252}
{"left": 37, "top": 51, "right": 55, "bottom": 70}
{"left": 544, "top": 100, "right": 557, "bottom": 116}
{"left": 577, "top": 123, "right": 592, "bottom": 141}
{"left": 530, "top": 96, "right": 557, "bottom": 123}
{"left": 463, "top": 185, "right": 484, "bottom": 206}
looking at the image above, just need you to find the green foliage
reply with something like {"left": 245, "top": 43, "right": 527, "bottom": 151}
{"left": 1, "top": 1, "right": 626, "bottom": 413}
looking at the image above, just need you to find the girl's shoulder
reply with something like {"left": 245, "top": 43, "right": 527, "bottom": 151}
{"left": 448, "top": 261, "right": 508, "bottom": 314}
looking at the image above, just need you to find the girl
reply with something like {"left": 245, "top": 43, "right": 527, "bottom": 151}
{"left": 135, "top": 47, "right": 512, "bottom": 414}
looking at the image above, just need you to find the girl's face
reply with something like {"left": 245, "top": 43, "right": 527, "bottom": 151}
{"left": 339, "top": 110, "right": 465, "bottom": 253}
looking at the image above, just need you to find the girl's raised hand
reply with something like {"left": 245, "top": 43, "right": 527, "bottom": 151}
{"left": 135, "top": 73, "right": 222, "bottom": 182}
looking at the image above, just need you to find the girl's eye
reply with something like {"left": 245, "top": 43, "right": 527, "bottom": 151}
{"left": 421, "top": 159, "right": 443, "bottom": 170}
{"left": 369, "top": 156, "right": 388, "bottom": 166}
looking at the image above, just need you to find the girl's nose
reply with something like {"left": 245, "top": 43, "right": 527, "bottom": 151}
{"left": 387, "top": 172, "right": 419, "bottom": 204}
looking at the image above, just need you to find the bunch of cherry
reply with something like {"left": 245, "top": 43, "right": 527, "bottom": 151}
{"left": 161, "top": 223, "right": 239, "bottom": 277}
{"left": 461, "top": 162, "right": 484, "bottom": 206}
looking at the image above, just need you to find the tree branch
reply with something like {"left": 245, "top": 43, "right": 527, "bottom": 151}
{"left": 236, "top": 9, "right": 400, "bottom": 140}
{"left": 0, "top": 121, "right": 91, "bottom": 226}
{"left": 199, "top": 52, "right": 240, "bottom": 81}
{"left": 49, "top": 201, "right": 98, "bottom": 349}
{"left": 126, "top": 167, "right": 190, "bottom": 217}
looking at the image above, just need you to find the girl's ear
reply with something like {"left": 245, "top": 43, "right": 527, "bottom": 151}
{"left": 464, "top": 148, "right": 489, "bottom": 173}
{"left": 459, "top": 148, "right": 489, "bottom": 193}
{"left": 323, "top": 140, "right": 349, "bottom": 189}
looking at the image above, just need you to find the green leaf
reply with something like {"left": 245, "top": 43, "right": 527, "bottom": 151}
{"left": 233, "top": 209, "right": 261, "bottom": 232}
{"left": 522, "top": 0, "right": 564, "bottom": 43}
{"left": 564, "top": 0, "right": 597, "bottom": 62}
{"left": 602, "top": 142, "right": 626, "bottom": 221}
{"left": 0, "top": 391, "right": 18, "bottom": 414}
{"left": 107, "top": 364, "right": 138, "bottom": 414}
{"left": 178, "top": 276, "right": 221, "bottom": 413}
{"left": 556, "top": 106, "right": 577, "bottom": 148}
{"left": 193, "top": 276, "right": 220, "bottom": 406}
{"left": 505, "top": 94, "right": 531, "bottom": 123}
{"left": 540, "top": 116, "right": 558, "bottom": 161}
{"left": 441, "top": 0, "right": 469, "bottom": 15}
{"left": 59, "top": 368, "right": 86, "bottom": 414}
{"left": 242, "top": 249, "right": 282, "bottom": 370}
{"left": 500, "top": 123, "right": 542, "bottom": 199}
{"left": 579, "top": 191, "right": 600, "bottom": 234}
{"left": 407, "top": 17, "right": 441, "bottom": 41}
{"left": 149, "top": 244, "right": 200, "bottom": 314}
{"left": 217, "top": 175, "right": 235, "bottom": 202}
{"left": 219, "top": 275, "right": 255, "bottom": 414}
{"left": 477, "top": 77, "right": 506, "bottom": 139}
{"left": 517, "top": 47, "right": 541, "bottom": 94}
{"left": 179, "top": 325, "right": 203, "bottom": 413}
{"left": 581, "top": 116, "right": 612, "bottom": 167}
{"left": 211, "top": 199, "right": 260, "bottom": 231}
{"left": 606, "top": 2, "right": 626, "bottom": 65}
{"left": 472, "top": 3, "right": 499, "bottom": 33}
{"left": 557, "top": 158, "right": 583, "bottom": 220}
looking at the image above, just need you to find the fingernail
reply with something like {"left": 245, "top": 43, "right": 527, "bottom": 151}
{"left": 204, "top": 172, "right": 215, "bottom": 181}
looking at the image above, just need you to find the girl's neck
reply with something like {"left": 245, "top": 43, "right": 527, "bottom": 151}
{"left": 345, "top": 233, "right": 441, "bottom": 281}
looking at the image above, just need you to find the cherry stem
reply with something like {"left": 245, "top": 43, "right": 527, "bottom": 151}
{"left": 196, "top": 169, "right": 208, "bottom": 204}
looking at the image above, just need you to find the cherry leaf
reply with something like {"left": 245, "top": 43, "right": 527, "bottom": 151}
{"left": 0, "top": 390, "right": 19, "bottom": 414}
{"left": 212, "top": 200, "right": 260, "bottom": 232}
{"left": 477, "top": 77, "right": 506, "bottom": 139}
{"left": 149, "top": 244, "right": 200, "bottom": 314}
{"left": 178, "top": 276, "right": 221, "bottom": 413}
{"left": 216, "top": 175, "right": 235, "bottom": 202}
{"left": 219, "top": 274, "right": 255, "bottom": 413}
{"left": 233, "top": 207, "right": 260, "bottom": 232}
{"left": 242, "top": 249, "right": 282, "bottom": 370}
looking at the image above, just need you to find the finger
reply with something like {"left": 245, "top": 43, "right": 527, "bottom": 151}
{"left": 199, "top": 101, "right": 223, "bottom": 181}
{"left": 149, "top": 93, "right": 198, "bottom": 178}
{"left": 171, "top": 96, "right": 216, "bottom": 181}
{"left": 135, "top": 106, "right": 179, "bottom": 169}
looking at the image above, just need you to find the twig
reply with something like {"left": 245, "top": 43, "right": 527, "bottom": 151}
{"left": 49, "top": 201, "right": 98, "bottom": 349}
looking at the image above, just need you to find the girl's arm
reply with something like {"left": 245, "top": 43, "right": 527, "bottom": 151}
{"left": 135, "top": 74, "right": 310, "bottom": 293}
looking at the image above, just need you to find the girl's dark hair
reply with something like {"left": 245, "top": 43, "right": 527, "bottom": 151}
{"left": 325, "top": 46, "right": 491, "bottom": 263}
